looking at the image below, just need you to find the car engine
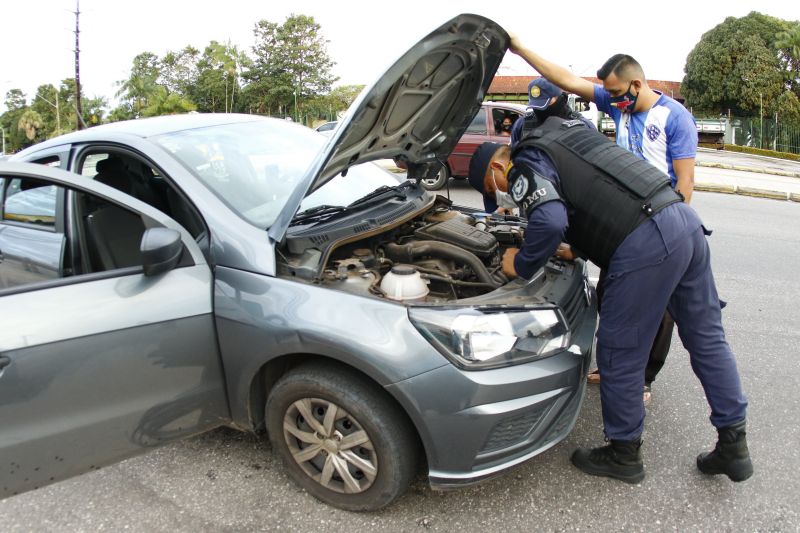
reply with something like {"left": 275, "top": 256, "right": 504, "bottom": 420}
{"left": 278, "top": 198, "right": 527, "bottom": 303}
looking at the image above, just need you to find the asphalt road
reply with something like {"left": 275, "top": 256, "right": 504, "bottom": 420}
{"left": 2, "top": 188, "right": 799, "bottom": 532}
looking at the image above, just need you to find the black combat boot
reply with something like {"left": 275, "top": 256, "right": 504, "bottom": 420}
{"left": 697, "top": 420, "right": 753, "bottom": 482}
{"left": 571, "top": 439, "right": 645, "bottom": 483}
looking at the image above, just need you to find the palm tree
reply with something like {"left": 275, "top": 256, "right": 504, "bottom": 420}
{"left": 776, "top": 23, "right": 800, "bottom": 92}
{"left": 17, "top": 109, "right": 43, "bottom": 141}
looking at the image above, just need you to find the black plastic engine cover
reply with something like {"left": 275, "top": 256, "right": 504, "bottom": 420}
{"left": 414, "top": 218, "right": 498, "bottom": 257}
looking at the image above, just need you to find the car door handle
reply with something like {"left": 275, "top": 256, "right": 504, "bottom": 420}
{"left": 0, "top": 355, "right": 10, "bottom": 371}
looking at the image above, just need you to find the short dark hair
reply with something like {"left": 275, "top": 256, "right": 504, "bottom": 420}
{"left": 597, "top": 54, "right": 645, "bottom": 81}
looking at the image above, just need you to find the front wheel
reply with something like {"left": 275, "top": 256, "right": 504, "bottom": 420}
{"left": 266, "top": 364, "right": 419, "bottom": 511}
{"left": 419, "top": 163, "right": 450, "bottom": 191}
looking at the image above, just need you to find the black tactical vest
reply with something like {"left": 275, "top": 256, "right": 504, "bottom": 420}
{"left": 511, "top": 116, "right": 681, "bottom": 268}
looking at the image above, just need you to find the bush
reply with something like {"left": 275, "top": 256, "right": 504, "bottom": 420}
{"left": 721, "top": 144, "right": 800, "bottom": 162}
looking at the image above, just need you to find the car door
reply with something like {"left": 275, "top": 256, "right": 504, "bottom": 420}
{"left": 0, "top": 162, "right": 229, "bottom": 499}
{"left": 447, "top": 107, "right": 489, "bottom": 177}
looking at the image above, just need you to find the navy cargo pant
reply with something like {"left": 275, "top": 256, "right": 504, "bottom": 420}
{"left": 596, "top": 202, "right": 748, "bottom": 441}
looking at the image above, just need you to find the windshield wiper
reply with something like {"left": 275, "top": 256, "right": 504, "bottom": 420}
{"left": 289, "top": 183, "right": 412, "bottom": 228}
{"left": 289, "top": 204, "right": 347, "bottom": 226}
{"left": 347, "top": 182, "right": 410, "bottom": 208}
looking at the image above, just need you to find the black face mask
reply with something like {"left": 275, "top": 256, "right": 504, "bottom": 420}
{"left": 501, "top": 123, "right": 513, "bottom": 132}
{"left": 533, "top": 93, "right": 569, "bottom": 121}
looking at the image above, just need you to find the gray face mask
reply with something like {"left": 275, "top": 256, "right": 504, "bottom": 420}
{"left": 492, "top": 169, "right": 518, "bottom": 210}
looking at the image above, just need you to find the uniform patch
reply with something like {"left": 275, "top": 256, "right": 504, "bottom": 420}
{"left": 530, "top": 85, "right": 541, "bottom": 98}
{"left": 511, "top": 173, "right": 529, "bottom": 202}
{"left": 646, "top": 124, "right": 661, "bottom": 141}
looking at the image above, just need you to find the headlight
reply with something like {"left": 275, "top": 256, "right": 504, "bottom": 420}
{"left": 409, "top": 306, "right": 571, "bottom": 370}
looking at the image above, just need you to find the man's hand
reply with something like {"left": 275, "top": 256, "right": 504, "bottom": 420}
{"left": 502, "top": 248, "right": 519, "bottom": 278}
{"left": 555, "top": 243, "right": 576, "bottom": 261}
{"left": 495, "top": 207, "right": 514, "bottom": 216}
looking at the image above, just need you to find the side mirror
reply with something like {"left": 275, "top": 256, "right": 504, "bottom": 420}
{"left": 140, "top": 227, "right": 183, "bottom": 276}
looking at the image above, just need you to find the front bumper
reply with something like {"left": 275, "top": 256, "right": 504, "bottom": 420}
{"left": 386, "top": 278, "right": 596, "bottom": 489}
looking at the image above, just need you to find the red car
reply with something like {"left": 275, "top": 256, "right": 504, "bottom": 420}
{"left": 421, "top": 101, "right": 526, "bottom": 190}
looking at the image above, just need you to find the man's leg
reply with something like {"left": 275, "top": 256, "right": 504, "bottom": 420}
{"left": 666, "top": 227, "right": 747, "bottom": 428}
{"left": 666, "top": 226, "right": 751, "bottom": 481}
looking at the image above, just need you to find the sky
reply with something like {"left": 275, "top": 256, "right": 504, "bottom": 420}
{"left": 2, "top": 0, "right": 798, "bottom": 111}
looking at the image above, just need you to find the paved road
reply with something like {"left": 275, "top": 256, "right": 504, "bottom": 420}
{"left": 2, "top": 186, "right": 798, "bottom": 532}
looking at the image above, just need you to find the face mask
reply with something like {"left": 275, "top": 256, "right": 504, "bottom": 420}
{"left": 534, "top": 93, "right": 569, "bottom": 121}
{"left": 501, "top": 122, "right": 512, "bottom": 132}
{"left": 609, "top": 81, "right": 638, "bottom": 113}
{"left": 491, "top": 168, "right": 517, "bottom": 209}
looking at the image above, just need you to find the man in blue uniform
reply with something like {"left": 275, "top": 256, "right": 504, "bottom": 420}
{"left": 507, "top": 40, "right": 699, "bottom": 402}
{"left": 468, "top": 105, "right": 752, "bottom": 484}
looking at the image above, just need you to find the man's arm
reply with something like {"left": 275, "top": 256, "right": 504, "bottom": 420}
{"left": 673, "top": 158, "right": 695, "bottom": 203}
{"left": 502, "top": 201, "right": 567, "bottom": 279}
{"left": 509, "top": 34, "right": 596, "bottom": 102}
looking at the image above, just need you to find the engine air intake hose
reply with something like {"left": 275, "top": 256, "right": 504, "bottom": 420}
{"left": 384, "top": 241, "right": 501, "bottom": 288}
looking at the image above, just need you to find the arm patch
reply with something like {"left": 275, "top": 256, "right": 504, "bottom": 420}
{"left": 508, "top": 165, "right": 562, "bottom": 218}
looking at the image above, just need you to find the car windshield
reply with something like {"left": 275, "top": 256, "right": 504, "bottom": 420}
{"left": 154, "top": 119, "right": 400, "bottom": 228}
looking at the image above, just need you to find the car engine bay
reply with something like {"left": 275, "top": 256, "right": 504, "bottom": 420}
{"left": 278, "top": 195, "right": 528, "bottom": 303}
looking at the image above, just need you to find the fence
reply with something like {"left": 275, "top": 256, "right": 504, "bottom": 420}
{"left": 730, "top": 116, "right": 800, "bottom": 155}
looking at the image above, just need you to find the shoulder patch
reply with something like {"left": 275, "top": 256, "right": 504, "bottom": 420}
{"left": 511, "top": 173, "right": 529, "bottom": 202}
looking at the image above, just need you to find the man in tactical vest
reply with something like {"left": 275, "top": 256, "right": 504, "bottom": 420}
{"left": 473, "top": 100, "right": 752, "bottom": 483}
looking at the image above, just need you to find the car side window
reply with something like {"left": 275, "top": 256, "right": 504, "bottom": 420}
{"left": 77, "top": 150, "right": 204, "bottom": 238}
{"left": 0, "top": 177, "right": 64, "bottom": 290}
{"left": 3, "top": 178, "right": 57, "bottom": 227}
{"left": 465, "top": 110, "right": 487, "bottom": 134}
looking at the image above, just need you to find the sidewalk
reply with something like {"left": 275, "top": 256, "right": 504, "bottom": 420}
{"left": 694, "top": 148, "right": 800, "bottom": 202}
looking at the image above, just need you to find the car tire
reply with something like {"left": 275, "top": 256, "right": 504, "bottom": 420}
{"left": 419, "top": 163, "right": 450, "bottom": 191}
{"left": 265, "top": 363, "right": 419, "bottom": 511}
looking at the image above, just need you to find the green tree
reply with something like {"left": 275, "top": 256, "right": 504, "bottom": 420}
{"left": 4, "top": 89, "right": 27, "bottom": 112}
{"left": 160, "top": 46, "right": 200, "bottom": 97}
{"left": 31, "top": 84, "right": 66, "bottom": 137}
{"left": 17, "top": 109, "right": 43, "bottom": 141}
{"left": 244, "top": 14, "right": 338, "bottom": 120}
{"left": 191, "top": 41, "right": 248, "bottom": 113}
{"left": 682, "top": 12, "right": 788, "bottom": 115}
{"left": 304, "top": 84, "right": 364, "bottom": 122}
{"left": 776, "top": 22, "right": 800, "bottom": 94}
{"left": 116, "top": 52, "right": 161, "bottom": 117}
{"left": 1, "top": 89, "right": 29, "bottom": 152}
{"left": 141, "top": 86, "right": 197, "bottom": 116}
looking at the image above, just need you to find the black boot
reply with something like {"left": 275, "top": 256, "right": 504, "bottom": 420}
{"left": 697, "top": 420, "right": 753, "bottom": 482}
{"left": 571, "top": 439, "right": 645, "bottom": 483}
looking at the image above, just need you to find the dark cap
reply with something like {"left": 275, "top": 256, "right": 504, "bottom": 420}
{"left": 528, "top": 77, "right": 562, "bottom": 109}
{"left": 468, "top": 142, "right": 505, "bottom": 194}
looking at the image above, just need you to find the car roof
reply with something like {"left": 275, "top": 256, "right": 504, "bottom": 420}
{"left": 16, "top": 113, "right": 266, "bottom": 154}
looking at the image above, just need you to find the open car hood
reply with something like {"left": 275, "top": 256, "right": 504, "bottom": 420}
{"left": 269, "top": 14, "right": 508, "bottom": 242}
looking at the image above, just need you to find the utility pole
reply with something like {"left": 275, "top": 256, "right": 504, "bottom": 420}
{"left": 73, "top": 0, "right": 83, "bottom": 130}
{"left": 759, "top": 91, "right": 763, "bottom": 150}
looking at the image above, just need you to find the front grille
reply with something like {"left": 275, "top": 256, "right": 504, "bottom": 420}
{"left": 480, "top": 404, "right": 549, "bottom": 453}
{"left": 561, "top": 279, "right": 586, "bottom": 328}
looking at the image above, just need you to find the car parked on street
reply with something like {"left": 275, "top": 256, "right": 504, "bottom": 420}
{"left": 315, "top": 120, "right": 339, "bottom": 135}
{"left": 419, "top": 101, "right": 526, "bottom": 190}
{"left": 0, "top": 14, "right": 596, "bottom": 511}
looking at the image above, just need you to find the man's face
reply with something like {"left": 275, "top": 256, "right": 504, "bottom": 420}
{"left": 603, "top": 71, "right": 642, "bottom": 113}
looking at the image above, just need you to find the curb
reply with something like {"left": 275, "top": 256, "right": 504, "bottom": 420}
{"left": 696, "top": 161, "right": 800, "bottom": 179}
{"left": 695, "top": 183, "right": 800, "bottom": 202}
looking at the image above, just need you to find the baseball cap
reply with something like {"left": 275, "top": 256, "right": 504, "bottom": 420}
{"left": 468, "top": 142, "right": 505, "bottom": 194}
{"left": 528, "top": 78, "right": 562, "bottom": 109}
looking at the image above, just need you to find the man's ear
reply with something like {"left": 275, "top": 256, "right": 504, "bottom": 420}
{"left": 490, "top": 160, "right": 505, "bottom": 171}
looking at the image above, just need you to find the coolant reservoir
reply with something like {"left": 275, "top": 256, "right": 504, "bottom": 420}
{"left": 380, "top": 265, "right": 429, "bottom": 301}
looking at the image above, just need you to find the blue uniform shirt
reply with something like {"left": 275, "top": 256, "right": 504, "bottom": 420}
{"left": 594, "top": 85, "right": 697, "bottom": 187}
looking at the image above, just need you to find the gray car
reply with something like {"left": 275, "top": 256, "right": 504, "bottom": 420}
{"left": 0, "top": 14, "right": 596, "bottom": 511}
